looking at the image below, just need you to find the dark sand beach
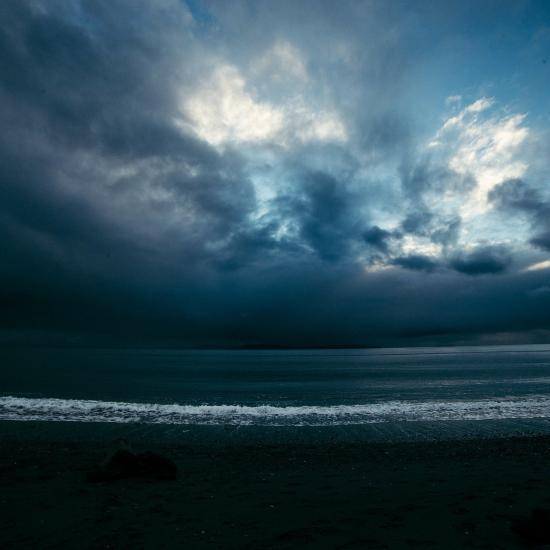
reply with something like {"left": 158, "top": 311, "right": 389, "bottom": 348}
{"left": 2, "top": 422, "right": 550, "bottom": 549}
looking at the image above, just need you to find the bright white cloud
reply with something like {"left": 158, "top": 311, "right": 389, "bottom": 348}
{"left": 430, "top": 98, "right": 529, "bottom": 218}
{"left": 417, "top": 97, "right": 533, "bottom": 256}
{"left": 401, "top": 235, "right": 442, "bottom": 257}
{"left": 182, "top": 65, "right": 285, "bottom": 146}
{"left": 465, "top": 97, "right": 494, "bottom": 114}
{"left": 435, "top": 97, "right": 493, "bottom": 135}
{"left": 181, "top": 62, "right": 347, "bottom": 147}
{"left": 524, "top": 260, "right": 550, "bottom": 272}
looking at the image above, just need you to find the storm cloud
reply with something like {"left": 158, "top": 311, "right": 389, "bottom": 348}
{"left": 1, "top": 0, "right": 550, "bottom": 347}
{"left": 489, "top": 179, "right": 550, "bottom": 252}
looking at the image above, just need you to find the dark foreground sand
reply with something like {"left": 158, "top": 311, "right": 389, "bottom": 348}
{"left": 2, "top": 424, "right": 550, "bottom": 548}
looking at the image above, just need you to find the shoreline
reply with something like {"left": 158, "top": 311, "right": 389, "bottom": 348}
{"left": 2, "top": 417, "right": 550, "bottom": 446}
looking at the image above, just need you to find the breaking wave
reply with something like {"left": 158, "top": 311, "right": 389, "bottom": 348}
{"left": 2, "top": 395, "right": 550, "bottom": 426}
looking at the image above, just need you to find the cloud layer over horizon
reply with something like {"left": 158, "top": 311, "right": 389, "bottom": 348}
{"left": 1, "top": 0, "right": 550, "bottom": 347}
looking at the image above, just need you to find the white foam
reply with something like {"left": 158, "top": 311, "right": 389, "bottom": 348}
{"left": 1, "top": 395, "right": 550, "bottom": 426}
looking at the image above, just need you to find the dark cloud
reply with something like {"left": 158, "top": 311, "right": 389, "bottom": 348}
{"left": 400, "top": 159, "right": 475, "bottom": 202}
{"left": 531, "top": 231, "right": 550, "bottom": 252}
{"left": 401, "top": 211, "right": 433, "bottom": 234}
{"left": 393, "top": 255, "right": 439, "bottom": 272}
{"left": 489, "top": 178, "right": 550, "bottom": 252}
{"left": 448, "top": 246, "right": 512, "bottom": 276}
{"left": 400, "top": 210, "right": 461, "bottom": 249}
{"left": 275, "top": 171, "right": 366, "bottom": 262}
{"left": 398, "top": 158, "right": 467, "bottom": 250}
{"left": 488, "top": 179, "right": 541, "bottom": 211}
{"left": 363, "top": 225, "right": 395, "bottom": 253}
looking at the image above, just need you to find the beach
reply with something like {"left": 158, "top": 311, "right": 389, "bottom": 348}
{"left": 1, "top": 422, "right": 549, "bottom": 548}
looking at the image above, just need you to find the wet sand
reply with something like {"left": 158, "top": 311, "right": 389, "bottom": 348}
{"left": 1, "top": 423, "right": 550, "bottom": 548}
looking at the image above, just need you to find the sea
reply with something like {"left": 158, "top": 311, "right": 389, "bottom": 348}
{"left": 3, "top": 344, "right": 550, "bottom": 442}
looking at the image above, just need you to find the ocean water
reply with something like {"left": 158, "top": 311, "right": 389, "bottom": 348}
{"left": 2, "top": 345, "right": 550, "bottom": 439}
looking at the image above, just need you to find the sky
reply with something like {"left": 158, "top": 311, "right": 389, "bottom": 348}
{"left": 1, "top": 0, "right": 550, "bottom": 347}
